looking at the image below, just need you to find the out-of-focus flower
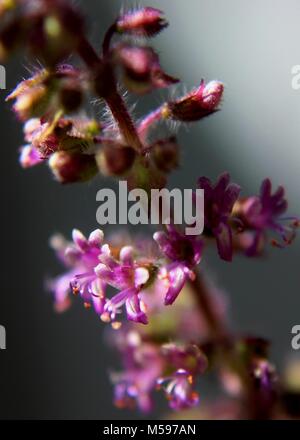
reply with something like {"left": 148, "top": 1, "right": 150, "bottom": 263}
{"left": 233, "top": 179, "right": 299, "bottom": 256}
{"left": 198, "top": 173, "right": 241, "bottom": 261}
{"left": 49, "top": 150, "right": 97, "bottom": 183}
{"left": 161, "top": 343, "right": 208, "bottom": 375}
{"left": 250, "top": 358, "right": 278, "bottom": 418}
{"left": 0, "top": 0, "right": 85, "bottom": 64}
{"left": 114, "top": 44, "right": 178, "bottom": 94}
{"left": 116, "top": 7, "right": 168, "bottom": 37}
{"left": 154, "top": 225, "right": 203, "bottom": 305}
{"left": 19, "top": 116, "right": 101, "bottom": 181}
{"left": 6, "top": 65, "right": 85, "bottom": 121}
{"left": 163, "top": 80, "right": 224, "bottom": 122}
{"left": 96, "top": 142, "right": 136, "bottom": 176}
{"left": 6, "top": 69, "right": 50, "bottom": 121}
{"left": 110, "top": 332, "right": 207, "bottom": 412}
{"left": 150, "top": 136, "right": 179, "bottom": 173}
{"left": 111, "top": 329, "right": 163, "bottom": 412}
{"left": 24, "top": 116, "right": 100, "bottom": 158}
{"left": 251, "top": 359, "right": 277, "bottom": 392}
{"left": 158, "top": 369, "right": 199, "bottom": 410}
{"left": 19, "top": 144, "right": 43, "bottom": 168}
{"left": 157, "top": 368, "right": 200, "bottom": 411}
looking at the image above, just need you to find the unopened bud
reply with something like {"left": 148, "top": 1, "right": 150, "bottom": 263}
{"left": 6, "top": 69, "right": 51, "bottom": 121}
{"left": 12, "top": 86, "right": 48, "bottom": 121}
{"left": 30, "top": 5, "right": 84, "bottom": 66}
{"left": 115, "top": 44, "right": 178, "bottom": 94}
{"left": 97, "top": 144, "right": 136, "bottom": 176}
{"left": 165, "top": 80, "right": 224, "bottom": 122}
{"left": 151, "top": 137, "right": 179, "bottom": 173}
{"left": 49, "top": 151, "right": 97, "bottom": 183}
{"left": 19, "top": 145, "right": 43, "bottom": 168}
{"left": 116, "top": 7, "right": 168, "bottom": 37}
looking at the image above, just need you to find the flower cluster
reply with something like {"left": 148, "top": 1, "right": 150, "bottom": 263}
{"left": 110, "top": 328, "right": 207, "bottom": 412}
{"left": 4, "top": 2, "right": 224, "bottom": 189}
{"left": 4, "top": 0, "right": 300, "bottom": 419}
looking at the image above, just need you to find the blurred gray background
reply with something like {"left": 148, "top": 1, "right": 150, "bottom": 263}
{"left": 1, "top": 0, "right": 300, "bottom": 419}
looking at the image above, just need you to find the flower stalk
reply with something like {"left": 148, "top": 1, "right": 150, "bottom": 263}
{"left": 3, "top": 0, "right": 299, "bottom": 419}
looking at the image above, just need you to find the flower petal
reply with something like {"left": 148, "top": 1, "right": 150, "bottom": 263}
{"left": 214, "top": 222, "right": 233, "bottom": 261}
{"left": 162, "top": 263, "right": 188, "bottom": 305}
{"left": 125, "top": 293, "right": 148, "bottom": 324}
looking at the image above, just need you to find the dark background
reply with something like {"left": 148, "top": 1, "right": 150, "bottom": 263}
{"left": 1, "top": 0, "right": 300, "bottom": 419}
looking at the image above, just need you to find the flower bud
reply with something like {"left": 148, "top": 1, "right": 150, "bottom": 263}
{"left": 97, "top": 143, "right": 136, "bottom": 176}
{"left": 116, "top": 7, "right": 168, "bottom": 37}
{"left": 115, "top": 44, "right": 178, "bottom": 94}
{"left": 6, "top": 69, "right": 51, "bottom": 120}
{"left": 12, "top": 86, "right": 48, "bottom": 121}
{"left": 151, "top": 136, "right": 179, "bottom": 173}
{"left": 28, "top": 3, "right": 84, "bottom": 66}
{"left": 165, "top": 80, "right": 224, "bottom": 122}
{"left": 19, "top": 144, "right": 43, "bottom": 168}
{"left": 7, "top": 65, "right": 86, "bottom": 120}
{"left": 49, "top": 151, "right": 98, "bottom": 183}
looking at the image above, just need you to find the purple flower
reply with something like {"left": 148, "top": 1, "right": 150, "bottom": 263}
{"left": 50, "top": 229, "right": 106, "bottom": 314}
{"left": 234, "top": 179, "right": 299, "bottom": 256}
{"left": 19, "top": 144, "right": 43, "bottom": 168}
{"left": 95, "top": 244, "right": 152, "bottom": 325}
{"left": 51, "top": 230, "right": 166, "bottom": 326}
{"left": 198, "top": 172, "right": 241, "bottom": 261}
{"left": 157, "top": 369, "right": 199, "bottom": 410}
{"left": 157, "top": 344, "right": 207, "bottom": 410}
{"left": 154, "top": 224, "right": 203, "bottom": 305}
{"left": 111, "top": 330, "right": 163, "bottom": 412}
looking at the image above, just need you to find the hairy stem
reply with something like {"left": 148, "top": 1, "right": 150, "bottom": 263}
{"left": 138, "top": 106, "right": 164, "bottom": 142}
{"left": 77, "top": 36, "right": 143, "bottom": 151}
{"left": 77, "top": 37, "right": 100, "bottom": 68}
{"left": 105, "top": 90, "right": 144, "bottom": 151}
{"left": 102, "top": 23, "right": 117, "bottom": 56}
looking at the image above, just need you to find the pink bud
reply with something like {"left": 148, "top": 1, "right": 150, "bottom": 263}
{"left": 165, "top": 80, "right": 224, "bottom": 122}
{"left": 201, "top": 81, "right": 224, "bottom": 110}
{"left": 19, "top": 145, "right": 43, "bottom": 168}
{"left": 116, "top": 7, "right": 168, "bottom": 37}
{"left": 115, "top": 44, "right": 178, "bottom": 94}
{"left": 97, "top": 143, "right": 136, "bottom": 176}
{"left": 151, "top": 137, "right": 179, "bottom": 173}
{"left": 49, "top": 151, "right": 97, "bottom": 184}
